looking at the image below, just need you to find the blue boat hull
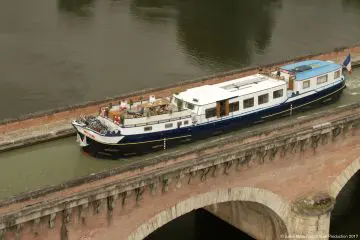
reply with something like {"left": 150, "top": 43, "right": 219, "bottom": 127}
{"left": 80, "top": 81, "right": 345, "bottom": 159}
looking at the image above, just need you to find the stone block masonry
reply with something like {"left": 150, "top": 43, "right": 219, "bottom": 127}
{"left": 1, "top": 103, "right": 360, "bottom": 239}
{"left": 1, "top": 44, "right": 360, "bottom": 152}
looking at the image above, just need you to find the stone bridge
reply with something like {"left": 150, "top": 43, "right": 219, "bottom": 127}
{"left": 2, "top": 103, "right": 360, "bottom": 240}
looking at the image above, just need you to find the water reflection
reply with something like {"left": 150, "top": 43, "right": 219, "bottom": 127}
{"left": 130, "top": 0, "right": 178, "bottom": 23}
{"left": 131, "top": 0, "right": 281, "bottom": 70}
{"left": 178, "top": 0, "right": 281, "bottom": 68}
{"left": 343, "top": 0, "right": 360, "bottom": 9}
{"left": 177, "top": 0, "right": 281, "bottom": 69}
{"left": 57, "top": 0, "right": 95, "bottom": 17}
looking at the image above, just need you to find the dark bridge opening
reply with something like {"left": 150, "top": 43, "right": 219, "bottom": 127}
{"left": 144, "top": 209, "right": 254, "bottom": 240}
{"left": 330, "top": 170, "right": 360, "bottom": 238}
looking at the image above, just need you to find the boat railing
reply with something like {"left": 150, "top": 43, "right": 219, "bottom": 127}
{"left": 260, "top": 72, "right": 285, "bottom": 81}
{"left": 123, "top": 115, "right": 192, "bottom": 128}
{"left": 122, "top": 109, "right": 193, "bottom": 128}
{"left": 193, "top": 111, "right": 238, "bottom": 124}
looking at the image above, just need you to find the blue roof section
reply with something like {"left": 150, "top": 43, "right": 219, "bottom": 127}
{"left": 280, "top": 60, "right": 341, "bottom": 81}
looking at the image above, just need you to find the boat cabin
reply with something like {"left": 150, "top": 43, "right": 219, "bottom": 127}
{"left": 277, "top": 60, "right": 342, "bottom": 95}
{"left": 174, "top": 74, "right": 287, "bottom": 123}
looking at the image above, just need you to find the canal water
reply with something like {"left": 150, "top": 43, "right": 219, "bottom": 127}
{"left": 1, "top": 0, "right": 360, "bottom": 238}
{"left": 1, "top": 0, "right": 360, "bottom": 120}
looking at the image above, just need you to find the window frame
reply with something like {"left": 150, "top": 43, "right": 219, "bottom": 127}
{"left": 205, "top": 108, "right": 217, "bottom": 118}
{"left": 243, "top": 97, "right": 254, "bottom": 109}
{"left": 317, "top": 75, "right": 328, "bottom": 85}
{"left": 273, "top": 89, "right": 283, "bottom": 99}
{"left": 165, "top": 123, "right": 173, "bottom": 129}
{"left": 229, "top": 101, "right": 240, "bottom": 112}
{"left": 303, "top": 80, "right": 310, "bottom": 89}
{"left": 258, "top": 93, "right": 269, "bottom": 105}
{"left": 144, "top": 126, "right": 152, "bottom": 131}
{"left": 205, "top": 107, "right": 216, "bottom": 118}
{"left": 186, "top": 103, "right": 195, "bottom": 110}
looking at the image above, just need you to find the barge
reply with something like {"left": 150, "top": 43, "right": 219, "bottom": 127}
{"left": 72, "top": 60, "right": 346, "bottom": 159}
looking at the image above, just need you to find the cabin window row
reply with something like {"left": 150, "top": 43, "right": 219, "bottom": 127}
{"left": 144, "top": 120, "right": 189, "bottom": 131}
{"left": 244, "top": 93, "right": 268, "bottom": 108}
{"left": 302, "top": 70, "right": 340, "bottom": 89}
{"left": 205, "top": 89, "right": 284, "bottom": 118}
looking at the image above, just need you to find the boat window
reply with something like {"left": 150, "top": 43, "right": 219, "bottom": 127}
{"left": 258, "top": 94, "right": 269, "bottom": 105}
{"left": 187, "top": 103, "right": 195, "bottom": 110}
{"left": 273, "top": 89, "right": 283, "bottom": 99}
{"left": 165, "top": 123, "right": 173, "bottom": 129}
{"left": 317, "top": 75, "right": 328, "bottom": 85}
{"left": 176, "top": 99, "right": 184, "bottom": 110}
{"left": 229, "top": 102, "right": 239, "bottom": 112}
{"left": 184, "top": 120, "right": 189, "bottom": 125}
{"left": 205, "top": 108, "right": 216, "bottom": 118}
{"left": 303, "top": 80, "right": 310, "bottom": 89}
{"left": 144, "top": 126, "right": 152, "bottom": 131}
{"left": 243, "top": 98, "right": 254, "bottom": 109}
{"left": 334, "top": 70, "right": 340, "bottom": 79}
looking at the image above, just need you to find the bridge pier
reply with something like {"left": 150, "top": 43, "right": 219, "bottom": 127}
{"left": 287, "top": 192, "right": 334, "bottom": 240}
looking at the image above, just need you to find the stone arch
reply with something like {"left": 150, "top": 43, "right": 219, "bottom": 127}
{"left": 128, "top": 187, "right": 291, "bottom": 240}
{"left": 329, "top": 156, "right": 360, "bottom": 198}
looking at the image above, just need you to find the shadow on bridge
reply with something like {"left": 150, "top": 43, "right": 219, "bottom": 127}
{"left": 129, "top": 187, "right": 289, "bottom": 240}
{"left": 330, "top": 170, "right": 360, "bottom": 239}
{"left": 144, "top": 208, "right": 254, "bottom": 240}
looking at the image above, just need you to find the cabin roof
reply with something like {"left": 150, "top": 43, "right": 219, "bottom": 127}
{"left": 177, "top": 85, "right": 238, "bottom": 105}
{"left": 280, "top": 60, "right": 341, "bottom": 81}
{"left": 215, "top": 74, "right": 285, "bottom": 96}
{"left": 177, "top": 74, "right": 285, "bottom": 106}
{"left": 234, "top": 79, "right": 285, "bottom": 96}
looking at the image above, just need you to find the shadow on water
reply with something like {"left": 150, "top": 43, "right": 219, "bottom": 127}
{"left": 144, "top": 209, "right": 254, "bottom": 240}
{"left": 342, "top": 0, "right": 360, "bottom": 9}
{"left": 57, "top": 0, "right": 95, "bottom": 17}
{"left": 330, "top": 170, "right": 360, "bottom": 239}
{"left": 130, "top": 0, "right": 281, "bottom": 70}
{"left": 130, "top": 0, "right": 178, "bottom": 25}
{"left": 176, "top": 0, "right": 282, "bottom": 69}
